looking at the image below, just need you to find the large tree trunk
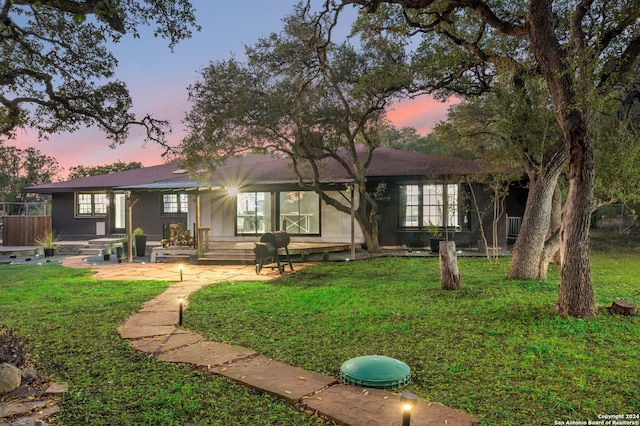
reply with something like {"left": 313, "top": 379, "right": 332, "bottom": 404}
{"left": 556, "top": 118, "right": 597, "bottom": 318}
{"left": 354, "top": 206, "right": 381, "bottom": 253}
{"left": 508, "top": 166, "right": 562, "bottom": 279}
{"left": 529, "top": 0, "right": 596, "bottom": 318}
{"left": 536, "top": 185, "right": 563, "bottom": 277}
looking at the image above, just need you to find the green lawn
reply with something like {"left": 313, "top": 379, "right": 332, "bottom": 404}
{"left": 0, "top": 266, "right": 323, "bottom": 425}
{"left": 1, "top": 238, "right": 639, "bottom": 425}
{"left": 184, "top": 256, "right": 639, "bottom": 425}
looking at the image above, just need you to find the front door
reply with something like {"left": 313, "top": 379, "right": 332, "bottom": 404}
{"left": 112, "top": 192, "right": 126, "bottom": 234}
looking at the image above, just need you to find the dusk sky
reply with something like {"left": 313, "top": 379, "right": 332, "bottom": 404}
{"left": 13, "top": 1, "right": 452, "bottom": 177}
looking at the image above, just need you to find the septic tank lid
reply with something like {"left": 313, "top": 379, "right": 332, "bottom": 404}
{"left": 340, "top": 355, "right": 411, "bottom": 389}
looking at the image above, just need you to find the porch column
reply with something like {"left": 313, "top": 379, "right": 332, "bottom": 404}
{"left": 195, "top": 193, "right": 201, "bottom": 253}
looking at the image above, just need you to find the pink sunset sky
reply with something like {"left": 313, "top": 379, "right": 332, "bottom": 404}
{"left": 11, "top": 1, "right": 452, "bottom": 177}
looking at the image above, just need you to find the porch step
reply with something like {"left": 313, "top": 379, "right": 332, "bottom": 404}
{"left": 79, "top": 238, "right": 124, "bottom": 256}
{"left": 201, "top": 249, "right": 255, "bottom": 265}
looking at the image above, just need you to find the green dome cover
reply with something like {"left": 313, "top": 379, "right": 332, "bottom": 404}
{"left": 340, "top": 355, "right": 411, "bottom": 389}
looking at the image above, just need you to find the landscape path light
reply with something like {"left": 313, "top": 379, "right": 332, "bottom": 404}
{"left": 400, "top": 391, "right": 418, "bottom": 426}
{"left": 178, "top": 297, "right": 184, "bottom": 326}
{"left": 179, "top": 264, "right": 183, "bottom": 282}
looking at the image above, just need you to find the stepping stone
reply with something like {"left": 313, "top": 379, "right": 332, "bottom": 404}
{"left": 304, "top": 384, "right": 477, "bottom": 426}
{"left": 45, "top": 382, "right": 69, "bottom": 394}
{"left": 121, "top": 311, "right": 177, "bottom": 328}
{"left": 117, "top": 325, "right": 189, "bottom": 340}
{"left": 130, "top": 333, "right": 204, "bottom": 354}
{"left": 0, "top": 399, "right": 49, "bottom": 418}
{"left": 210, "top": 354, "right": 339, "bottom": 402}
{"left": 156, "top": 341, "right": 257, "bottom": 367}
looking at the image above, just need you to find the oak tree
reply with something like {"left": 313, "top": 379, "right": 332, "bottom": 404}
{"left": 337, "top": 0, "right": 640, "bottom": 318}
{"left": 0, "top": 0, "right": 198, "bottom": 147}
{"left": 180, "top": 5, "right": 412, "bottom": 252}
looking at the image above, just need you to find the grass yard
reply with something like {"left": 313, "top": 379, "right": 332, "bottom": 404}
{"left": 1, "top": 232, "right": 639, "bottom": 425}
{"left": 0, "top": 266, "right": 324, "bottom": 425}
{"left": 183, "top": 243, "right": 640, "bottom": 425}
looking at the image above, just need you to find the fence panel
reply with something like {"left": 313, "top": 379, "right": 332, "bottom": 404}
{"left": 2, "top": 216, "right": 52, "bottom": 246}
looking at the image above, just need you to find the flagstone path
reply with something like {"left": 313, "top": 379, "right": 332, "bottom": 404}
{"left": 62, "top": 256, "right": 477, "bottom": 425}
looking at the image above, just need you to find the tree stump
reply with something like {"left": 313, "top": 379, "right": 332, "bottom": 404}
{"left": 609, "top": 299, "right": 638, "bottom": 316}
{"left": 439, "top": 241, "right": 462, "bottom": 290}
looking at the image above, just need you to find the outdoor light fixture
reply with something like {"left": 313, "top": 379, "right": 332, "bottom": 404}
{"left": 400, "top": 391, "right": 418, "bottom": 426}
{"left": 227, "top": 187, "right": 239, "bottom": 197}
{"left": 178, "top": 297, "right": 184, "bottom": 326}
{"left": 179, "top": 264, "right": 183, "bottom": 282}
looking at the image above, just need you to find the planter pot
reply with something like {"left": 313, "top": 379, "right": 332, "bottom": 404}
{"left": 122, "top": 241, "right": 130, "bottom": 257}
{"left": 134, "top": 234, "right": 147, "bottom": 257}
{"left": 43, "top": 248, "right": 55, "bottom": 258}
{"left": 115, "top": 246, "right": 124, "bottom": 259}
{"left": 430, "top": 238, "right": 444, "bottom": 253}
{"left": 103, "top": 254, "right": 111, "bottom": 261}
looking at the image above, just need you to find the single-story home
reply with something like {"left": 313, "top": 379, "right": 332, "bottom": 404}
{"left": 25, "top": 146, "right": 527, "bottom": 253}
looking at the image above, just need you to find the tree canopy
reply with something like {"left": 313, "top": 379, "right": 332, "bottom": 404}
{"left": 0, "top": 145, "right": 60, "bottom": 209}
{"left": 179, "top": 4, "right": 413, "bottom": 252}
{"left": 336, "top": 0, "right": 640, "bottom": 317}
{"left": 0, "top": 0, "right": 199, "bottom": 147}
{"left": 67, "top": 161, "right": 143, "bottom": 180}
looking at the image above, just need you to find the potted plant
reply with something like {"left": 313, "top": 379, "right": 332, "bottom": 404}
{"left": 115, "top": 243, "right": 124, "bottom": 262}
{"left": 103, "top": 246, "right": 112, "bottom": 261}
{"left": 35, "top": 231, "right": 60, "bottom": 257}
{"left": 426, "top": 221, "right": 444, "bottom": 253}
{"left": 133, "top": 227, "right": 147, "bottom": 257}
{"left": 121, "top": 235, "right": 130, "bottom": 259}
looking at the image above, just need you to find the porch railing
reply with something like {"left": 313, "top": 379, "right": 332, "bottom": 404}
{"left": 508, "top": 216, "right": 522, "bottom": 240}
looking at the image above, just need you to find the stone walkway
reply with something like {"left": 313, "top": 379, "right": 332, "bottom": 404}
{"left": 62, "top": 256, "right": 477, "bottom": 425}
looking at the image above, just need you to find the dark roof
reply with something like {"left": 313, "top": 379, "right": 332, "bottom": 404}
{"left": 25, "top": 147, "right": 482, "bottom": 194}
{"left": 25, "top": 163, "right": 188, "bottom": 193}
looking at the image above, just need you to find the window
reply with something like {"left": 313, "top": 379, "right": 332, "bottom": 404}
{"left": 278, "top": 191, "right": 320, "bottom": 235}
{"left": 162, "top": 193, "right": 188, "bottom": 214}
{"left": 234, "top": 190, "right": 321, "bottom": 235}
{"left": 236, "top": 192, "right": 272, "bottom": 235}
{"left": 76, "top": 192, "right": 108, "bottom": 217}
{"left": 399, "top": 184, "right": 460, "bottom": 230}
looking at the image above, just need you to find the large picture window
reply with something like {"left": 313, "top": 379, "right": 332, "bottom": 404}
{"left": 278, "top": 191, "right": 320, "bottom": 235}
{"left": 76, "top": 192, "right": 108, "bottom": 217}
{"left": 162, "top": 193, "right": 188, "bottom": 214}
{"left": 234, "top": 190, "right": 321, "bottom": 235}
{"left": 399, "top": 184, "right": 460, "bottom": 230}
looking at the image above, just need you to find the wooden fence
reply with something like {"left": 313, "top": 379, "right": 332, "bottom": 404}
{"left": 2, "top": 216, "right": 52, "bottom": 246}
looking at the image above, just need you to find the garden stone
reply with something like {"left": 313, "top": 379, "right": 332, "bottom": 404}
{"left": 21, "top": 367, "right": 40, "bottom": 383}
{"left": 0, "top": 363, "right": 21, "bottom": 394}
{"left": 9, "top": 419, "right": 49, "bottom": 426}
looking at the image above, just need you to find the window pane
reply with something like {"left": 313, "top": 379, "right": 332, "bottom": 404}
{"left": 279, "top": 191, "right": 319, "bottom": 234}
{"left": 399, "top": 185, "right": 419, "bottom": 227}
{"left": 422, "top": 184, "right": 443, "bottom": 227}
{"left": 446, "top": 184, "right": 459, "bottom": 229}
{"left": 94, "top": 193, "right": 108, "bottom": 215}
{"left": 237, "top": 192, "right": 271, "bottom": 234}
{"left": 179, "top": 194, "right": 188, "bottom": 213}
{"left": 77, "top": 194, "right": 93, "bottom": 215}
{"left": 163, "top": 194, "right": 178, "bottom": 213}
